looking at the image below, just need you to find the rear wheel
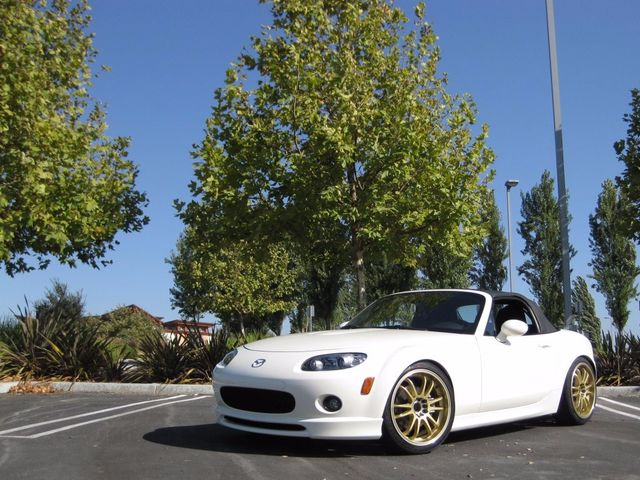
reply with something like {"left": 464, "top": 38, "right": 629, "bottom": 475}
{"left": 382, "top": 362, "right": 454, "bottom": 454}
{"left": 556, "top": 357, "right": 596, "bottom": 425}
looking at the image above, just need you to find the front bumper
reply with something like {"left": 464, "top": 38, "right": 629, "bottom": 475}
{"left": 212, "top": 349, "right": 386, "bottom": 440}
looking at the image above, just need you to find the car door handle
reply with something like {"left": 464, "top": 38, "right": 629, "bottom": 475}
{"left": 538, "top": 344, "right": 552, "bottom": 349}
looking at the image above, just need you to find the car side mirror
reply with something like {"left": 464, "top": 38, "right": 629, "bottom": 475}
{"left": 497, "top": 319, "right": 528, "bottom": 343}
{"left": 338, "top": 321, "right": 350, "bottom": 329}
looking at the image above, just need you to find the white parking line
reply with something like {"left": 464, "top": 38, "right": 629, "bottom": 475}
{"left": 599, "top": 396, "right": 640, "bottom": 412}
{"left": 0, "top": 394, "right": 186, "bottom": 436}
{"left": 26, "top": 396, "right": 208, "bottom": 439}
{"left": 597, "top": 404, "right": 640, "bottom": 421}
{"left": 0, "top": 395, "right": 208, "bottom": 439}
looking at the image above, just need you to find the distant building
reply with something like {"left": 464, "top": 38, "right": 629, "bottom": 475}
{"left": 162, "top": 319, "right": 217, "bottom": 343}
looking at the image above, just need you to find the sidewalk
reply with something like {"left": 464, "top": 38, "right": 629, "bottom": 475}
{"left": 0, "top": 381, "right": 638, "bottom": 397}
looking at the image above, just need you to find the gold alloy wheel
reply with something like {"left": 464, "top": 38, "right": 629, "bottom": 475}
{"left": 571, "top": 362, "right": 596, "bottom": 418}
{"left": 391, "top": 369, "right": 451, "bottom": 445}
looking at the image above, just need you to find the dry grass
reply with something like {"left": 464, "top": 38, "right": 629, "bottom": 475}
{"left": 7, "top": 382, "right": 61, "bottom": 395}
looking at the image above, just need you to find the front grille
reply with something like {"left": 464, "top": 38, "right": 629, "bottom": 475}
{"left": 224, "top": 416, "right": 305, "bottom": 431}
{"left": 220, "top": 386, "right": 295, "bottom": 413}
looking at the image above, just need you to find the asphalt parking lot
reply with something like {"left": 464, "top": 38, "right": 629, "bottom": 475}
{"left": 0, "top": 392, "right": 639, "bottom": 480}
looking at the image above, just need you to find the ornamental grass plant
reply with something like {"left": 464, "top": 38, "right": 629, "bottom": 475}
{"left": 596, "top": 332, "right": 640, "bottom": 386}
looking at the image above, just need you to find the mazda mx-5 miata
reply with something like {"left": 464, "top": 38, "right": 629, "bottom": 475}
{"left": 212, "top": 289, "right": 596, "bottom": 453}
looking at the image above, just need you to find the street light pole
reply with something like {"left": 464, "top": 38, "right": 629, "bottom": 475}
{"left": 545, "top": 0, "right": 573, "bottom": 326}
{"left": 505, "top": 179, "right": 519, "bottom": 292}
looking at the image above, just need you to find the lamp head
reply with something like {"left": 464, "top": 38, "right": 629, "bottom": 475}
{"left": 505, "top": 179, "right": 520, "bottom": 189}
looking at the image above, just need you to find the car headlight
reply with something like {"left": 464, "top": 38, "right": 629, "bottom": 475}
{"left": 218, "top": 348, "right": 238, "bottom": 368}
{"left": 301, "top": 353, "right": 367, "bottom": 371}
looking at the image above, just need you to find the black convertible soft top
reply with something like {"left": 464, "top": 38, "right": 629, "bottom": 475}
{"left": 485, "top": 291, "right": 558, "bottom": 334}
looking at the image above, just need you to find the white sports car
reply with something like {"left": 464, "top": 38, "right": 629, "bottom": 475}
{"left": 212, "top": 289, "right": 596, "bottom": 453}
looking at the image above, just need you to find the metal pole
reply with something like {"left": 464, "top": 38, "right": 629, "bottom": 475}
{"left": 505, "top": 180, "right": 519, "bottom": 292}
{"left": 545, "top": 0, "right": 572, "bottom": 326}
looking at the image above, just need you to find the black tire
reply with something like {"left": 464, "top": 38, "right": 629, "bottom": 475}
{"left": 556, "top": 357, "right": 596, "bottom": 425}
{"left": 382, "top": 362, "right": 455, "bottom": 454}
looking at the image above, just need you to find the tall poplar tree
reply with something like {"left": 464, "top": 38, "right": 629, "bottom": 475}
{"left": 615, "top": 88, "right": 640, "bottom": 241}
{"left": 589, "top": 179, "right": 639, "bottom": 334}
{"left": 177, "top": 0, "right": 494, "bottom": 311}
{"left": 470, "top": 190, "right": 508, "bottom": 291}
{"left": 518, "top": 171, "right": 575, "bottom": 327}
{"left": 571, "top": 276, "right": 602, "bottom": 352}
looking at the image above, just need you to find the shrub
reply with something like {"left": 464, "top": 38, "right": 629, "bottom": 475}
{"left": 125, "top": 331, "right": 195, "bottom": 383}
{"left": 596, "top": 332, "right": 640, "bottom": 386}
{"left": 182, "top": 324, "right": 231, "bottom": 382}
{"left": 0, "top": 294, "right": 120, "bottom": 381}
{"left": 126, "top": 324, "right": 269, "bottom": 384}
{"left": 0, "top": 317, "right": 20, "bottom": 344}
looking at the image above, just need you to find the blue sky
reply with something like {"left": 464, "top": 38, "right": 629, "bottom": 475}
{"left": 2, "top": 0, "right": 639, "bottom": 334}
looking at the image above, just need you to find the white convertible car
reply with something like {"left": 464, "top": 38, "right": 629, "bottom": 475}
{"left": 212, "top": 289, "right": 596, "bottom": 453}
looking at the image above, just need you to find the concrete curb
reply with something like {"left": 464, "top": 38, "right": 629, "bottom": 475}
{"left": 598, "top": 386, "right": 640, "bottom": 397}
{"left": 1, "top": 381, "right": 638, "bottom": 397}
{"left": 0, "top": 381, "right": 212, "bottom": 396}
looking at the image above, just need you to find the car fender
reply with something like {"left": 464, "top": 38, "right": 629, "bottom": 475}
{"left": 367, "top": 335, "right": 482, "bottom": 417}
{"left": 549, "top": 330, "right": 596, "bottom": 380}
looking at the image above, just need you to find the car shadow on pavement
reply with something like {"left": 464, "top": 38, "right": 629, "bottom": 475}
{"left": 143, "top": 423, "right": 386, "bottom": 457}
{"left": 143, "top": 420, "right": 546, "bottom": 457}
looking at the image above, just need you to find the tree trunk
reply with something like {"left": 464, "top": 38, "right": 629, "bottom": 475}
{"left": 347, "top": 163, "right": 367, "bottom": 310}
{"left": 353, "top": 239, "right": 367, "bottom": 310}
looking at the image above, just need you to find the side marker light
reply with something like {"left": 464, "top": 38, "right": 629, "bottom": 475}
{"left": 360, "top": 377, "right": 375, "bottom": 395}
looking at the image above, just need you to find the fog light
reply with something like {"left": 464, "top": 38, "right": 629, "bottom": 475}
{"left": 322, "top": 395, "right": 342, "bottom": 412}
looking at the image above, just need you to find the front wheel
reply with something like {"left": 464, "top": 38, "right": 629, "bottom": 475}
{"left": 382, "top": 362, "right": 455, "bottom": 454}
{"left": 556, "top": 357, "right": 596, "bottom": 425}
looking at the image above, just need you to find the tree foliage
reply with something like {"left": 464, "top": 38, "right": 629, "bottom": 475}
{"left": 297, "top": 261, "right": 345, "bottom": 331}
{"left": 419, "top": 236, "right": 473, "bottom": 289}
{"left": 168, "top": 231, "right": 298, "bottom": 334}
{"left": 615, "top": 88, "right": 640, "bottom": 241}
{"left": 177, "top": 0, "right": 494, "bottom": 313}
{"left": 571, "top": 276, "right": 602, "bottom": 352}
{"left": 366, "top": 251, "right": 417, "bottom": 302}
{"left": 84, "top": 305, "right": 163, "bottom": 356}
{"left": 517, "top": 171, "right": 575, "bottom": 327}
{"left": 470, "top": 190, "right": 508, "bottom": 291}
{"left": 34, "top": 280, "right": 85, "bottom": 322}
{"left": 0, "top": 0, "right": 148, "bottom": 276}
{"left": 166, "top": 232, "right": 211, "bottom": 321}
{"left": 589, "top": 179, "right": 639, "bottom": 334}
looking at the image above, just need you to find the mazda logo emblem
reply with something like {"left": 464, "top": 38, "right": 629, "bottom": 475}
{"left": 251, "top": 359, "right": 266, "bottom": 368}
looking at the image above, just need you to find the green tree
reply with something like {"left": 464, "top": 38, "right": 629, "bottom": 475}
{"left": 168, "top": 228, "right": 299, "bottom": 333}
{"left": 470, "top": 190, "right": 508, "bottom": 291}
{"left": 419, "top": 238, "right": 473, "bottom": 289}
{"left": 34, "top": 280, "right": 85, "bottom": 322}
{"left": 166, "top": 231, "right": 211, "bottom": 321}
{"left": 300, "top": 261, "right": 345, "bottom": 331}
{"left": 518, "top": 171, "right": 576, "bottom": 327}
{"left": 84, "top": 305, "right": 162, "bottom": 356}
{"left": 615, "top": 88, "right": 640, "bottom": 241}
{"left": 0, "top": 0, "right": 148, "bottom": 276}
{"left": 589, "top": 179, "right": 640, "bottom": 334}
{"left": 366, "top": 251, "right": 417, "bottom": 301}
{"left": 571, "top": 276, "right": 602, "bottom": 352}
{"left": 178, "top": 0, "right": 494, "bottom": 311}
{"left": 177, "top": 238, "right": 298, "bottom": 335}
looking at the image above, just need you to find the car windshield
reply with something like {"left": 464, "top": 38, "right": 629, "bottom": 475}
{"left": 343, "top": 291, "right": 486, "bottom": 334}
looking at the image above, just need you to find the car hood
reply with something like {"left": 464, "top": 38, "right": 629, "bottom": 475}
{"left": 242, "top": 328, "right": 453, "bottom": 353}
